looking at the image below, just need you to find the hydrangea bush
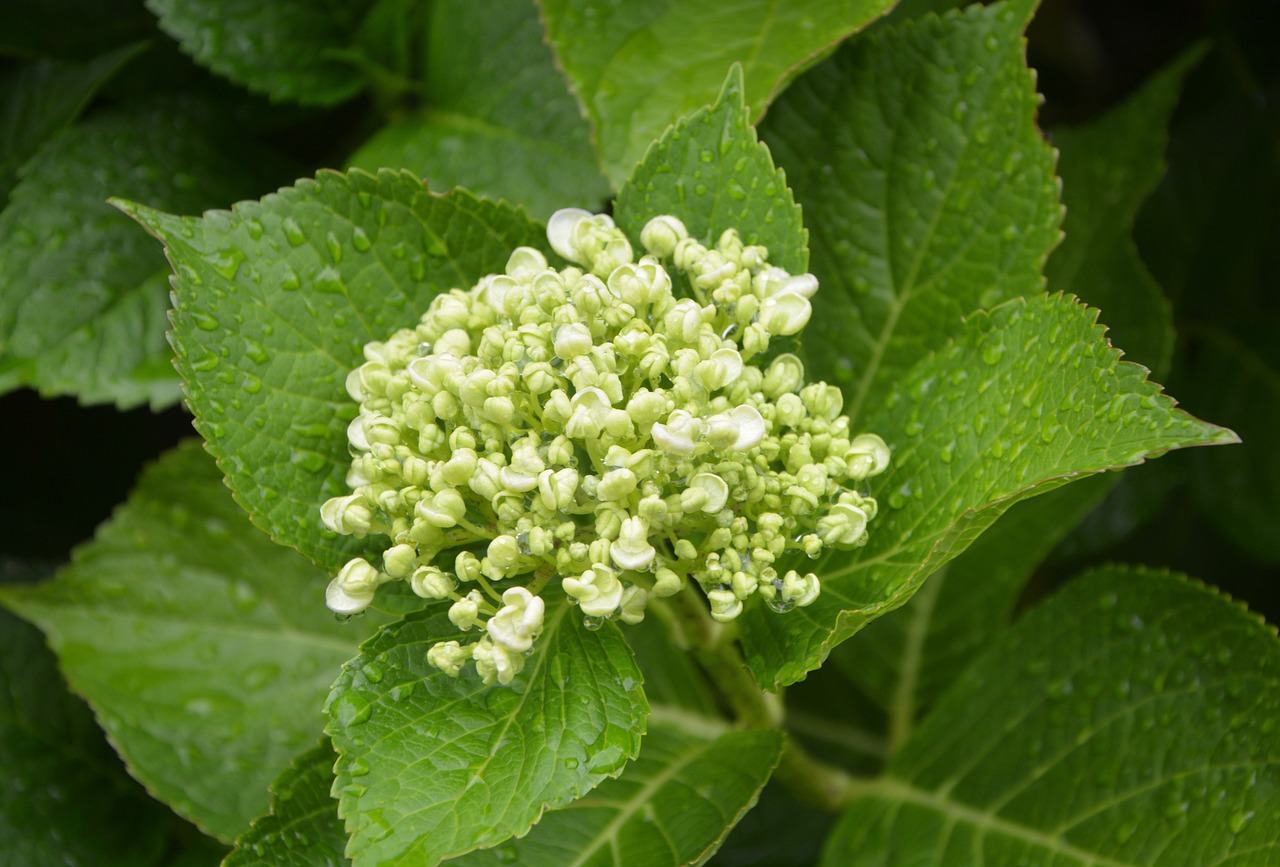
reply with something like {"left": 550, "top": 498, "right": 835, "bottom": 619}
{"left": 2, "top": 1, "right": 1278, "bottom": 866}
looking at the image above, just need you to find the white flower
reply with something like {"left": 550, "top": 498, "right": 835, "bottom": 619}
{"left": 326, "top": 558, "right": 383, "bottom": 615}
{"left": 611, "top": 516, "right": 655, "bottom": 572}
{"left": 487, "top": 587, "right": 545, "bottom": 653}
{"left": 563, "top": 565, "right": 624, "bottom": 618}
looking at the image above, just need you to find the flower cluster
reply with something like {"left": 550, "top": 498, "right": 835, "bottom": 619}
{"left": 320, "top": 209, "right": 890, "bottom": 684}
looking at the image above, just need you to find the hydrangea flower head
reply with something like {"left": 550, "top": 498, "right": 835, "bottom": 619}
{"left": 321, "top": 209, "right": 890, "bottom": 684}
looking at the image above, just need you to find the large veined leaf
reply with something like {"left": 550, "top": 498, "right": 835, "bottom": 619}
{"left": 119, "top": 171, "right": 549, "bottom": 572}
{"left": 822, "top": 566, "right": 1280, "bottom": 865}
{"left": 614, "top": 66, "right": 808, "bottom": 276}
{"left": 539, "top": 0, "right": 895, "bottom": 187}
{"left": 0, "top": 105, "right": 266, "bottom": 409}
{"left": 0, "top": 44, "right": 142, "bottom": 203}
{"left": 326, "top": 594, "right": 648, "bottom": 866}
{"left": 0, "top": 606, "right": 169, "bottom": 867}
{"left": 449, "top": 724, "right": 782, "bottom": 867}
{"left": 761, "top": 0, "right": 1061, "bottom": 423}
{"left": 0, "top": 441, "right": 386, "bottom": 841}
{"left": 348, "top": 0, "right": 608, "bottom": 219}
{"left": 830, "top": 51, "right": 1201, "bottom": 730}
{"left": 738, "top": 292, "right": 1237, "bottom": 689}
{"left": 145, "top": 0, "right": 374, "bottom": 105}
{"left": 224, "top": 741, "right": 350, "bottom": 867}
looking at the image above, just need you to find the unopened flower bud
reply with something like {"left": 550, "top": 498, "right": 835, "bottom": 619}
{"left": 410, "top": 566, "right": 456, "bottom": 599}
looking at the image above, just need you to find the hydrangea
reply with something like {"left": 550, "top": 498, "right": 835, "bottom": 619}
{"left": 321, "top": 208, "right": 890, "bottom": 685}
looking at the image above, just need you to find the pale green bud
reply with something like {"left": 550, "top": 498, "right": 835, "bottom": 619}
{"left": 563, "top": 564, "right": 624, "bottom": 618}
{"left": 731, "top": 570, "right": 758, "bottom": 600}
{"left": 651, "top": 410, "right": 703, "bottom": 455}
{"left": 816, "top": 502, "right": 869, "bottom": 547}
{"left": 554, "top": 322, "right": 593, "bottom": 360}
{"left": 486, "top": 534, "right": 522, "bottom": 575}
{"left": 410, "top": 565, "right": 456, "bottom": 599}
{"left": 618, "top": 585, "right": 648, "bottom": 625}
{"left": 706, "top": 588, "right": 743, "bottom": 622}
{"left": 611, "top": 515, "right": 655, "bottom": 572}
{"left": 775, "top": 393, "right": 806, "bottom": 428}
{"left": 597, "top": 468, "right": 638, "bottom": 502}
{"left": 326, "top": 558, "right": 382, "bottom": 615}
{"left": 346, "top": 361, "right": 391, "bottom": 401}
{"left": 440, "top": 448, "right": 478, "bottom": 486}
{"left": 499, "top": 445, "right": 544, "bottom": 493}
{"left": 427, "top": 640, "right": 472, "bottom": 677}
{"left": 454, "top": 552, "right": 482, "bottom": 583}
{"left": 626, "top": 389, "right": 670, "bottom": 426}
{"left": 415, "top": 488, "right": 466, "bottom": 527}
{"left": 640, "top": 215, "right": 688, "bottom": 258}
{"left": 674, "top": 539, "right": 698, "bottom": 561}
{"left": 608, "top": 257, "right": 672, "bottom": 308}
{"left": 505, "top": 246, "right": 547, "bottom": 280}
{"left": 487, "top": 587, "right": 545, "bottom": 652}
{"left": 763, "top": 353, "right": 806, "bottom": 398}
{"left": 846, "top": 433, "right": 891, "bottom": 479}
{"left": 759, "top": 292, "right": 812, "bottom": 336}
{"left": 321, "top": 494, "right": 373, "bottom": 536}
{"left": 781, "top": 570, "right": 821, "bottom": 606}
{"left": 537, "top": 467, "right": 580, "bottom": 512}
{"left": 382, "top": 543, "right": 419, "bottom": 578}
{"left": 685, "top": 473, "right": 729, "bottom": 513}
{"left": 664, "top": 299, "right": 705, "bottom": 344}
{"left": 652, "top": 567, "right": 684, "bottom": 597}
{"left": 472, "top": 636, "right": 523, "bottom": 685}
{"left": 434, "top": 328, "right": 472, "bottom": 358}
{"left": 695, "top": 348, "right": 744, "bottom": 392}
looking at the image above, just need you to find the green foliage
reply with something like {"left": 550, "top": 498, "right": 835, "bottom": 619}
{"left": 224, "top": 741, "right": 350, "bottom": 867}
{"left": 762, "top": 0, "right": 1060, "bottom": 420}
{"left": 0, "top": 605, "right": 169, "bottom": 867}
{"left": 0, "top": 105, "right": 265, "bottom": 408}
{"left": 540, "top": 0, "right": 895, "bottom": 186}
{"left": 1, "top": 0, "right": 1276, "bottom": 864}
{"left": 120, "top": 172, "right": 549, "bottom": 571}
{"left": 0, "top": 442, "right": 386, "bottom": 840}
{"left": 738, "top": 292, "right": 1234, "bottom": 688}
{"left": 823, "top": 566, "right": 1280, "bottom": 865}
{"left": 614, "top": 66, "right": 808, "bottom": 275}
{"left": 145, "top": 0, "right": 374, "bottom": 105}
{"left": 326, "top": 595, "right": 647, "bottom": 866}
{"left": 347, "top": 0, "right": 609, "bottom": 219}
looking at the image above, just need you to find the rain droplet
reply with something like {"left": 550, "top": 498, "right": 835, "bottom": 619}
{"left": 282, "top": 217, "right": 306, "bottom": 248}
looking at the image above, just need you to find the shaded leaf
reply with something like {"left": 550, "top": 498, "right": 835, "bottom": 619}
{"left": 1186, "top": 326, "right": 1280, "bottom": 564}
{"left": 120, "top": 171, "right": 548, "bottom": 572}
{"left": 1045, "top": 47, "right": 1204, "bottom": 377}
{"left": 0, "top": 44, "right": 142, "bottom": 203}
{"left": 348, "top": 0, "right": 608, "bottom": 219}
{"left": 760, "top": 0, "right": 1061, "bottom": 422}
{"left": 738, "top": 293, "right": 1237, "bottom": 689}
{"left": 540, "top": 0, "right": 895, "bottom": 187}
{"left": 0, "top": 441, "right": 385, "bottom": 841}
{"left": 831, "top": 474, "right": 1110, "bottom": 729}
{"left": 0, "top": 607, "right": 169, "bottom": 867}
{"left": 326, "top": 593, "right": 647, "bottom": 866}
{"left": 224, "top": 741, "right": 349, "bottom": 867}
{"left": 448, "top": 724, "right": 781, "bottom": 867}
{"left": 0, "top": 0, "right": 151, "bottom": 59}
{"left": 0, "top": 105, "right": 265, "bottom": 409}
{"left": 145, "top": 0, "right": 373, "bottom": 105}
{"left": 614, "top": 66, "right": 807, "bottom": 275}
{"left": 823, "top": 566, "right": 1280, "bottom": 866}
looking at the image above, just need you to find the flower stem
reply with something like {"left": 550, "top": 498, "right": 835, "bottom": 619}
{"left": 667, "top": 590, "right": 864, "bottom": 811}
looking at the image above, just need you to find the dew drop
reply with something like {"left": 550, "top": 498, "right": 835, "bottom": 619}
{"left": 282, "top": 217, "right": 306, "bottom": 247}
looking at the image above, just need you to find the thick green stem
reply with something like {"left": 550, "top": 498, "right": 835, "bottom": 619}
{"left": 666, "top": 590, "right": 864, "bottom": 811}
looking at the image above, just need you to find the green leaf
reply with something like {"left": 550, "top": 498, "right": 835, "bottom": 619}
{"left": 145, "top": 0, "right": 373, "bottom": 105}
{"left": 347, "top": 0, "right": 608, "bottom": 220}
{"left": 738, "top": 292, "right": 1238, "bottom": 689}
{"left": 614, "top": 65, "right": 808, "bottom": 275}
{"left": 1186, "top": 326, "right": 1280, "bottom": 565}
{"left": 326, "top": 593, "right": 647, "bottom": 866}
{"left": 0, "top": 441, "right": 385, "bottom": 841}
{"left": 831, "top": 474, "right": 1110, "bottom": 728}
{"left": 0, "top": 105, "right": 265, "bottom": 409}
{"left": 448, "top": 723, "right": 782, "bottom": 867}
{"left": 0, "top": 44, "right": 142, "bottom": 203}
{"left": 822, "top": 566, "right": 1280, "bottom": 865}
{"left": 0, "top": 0, "right": 151, "bottom": 58}
{"left": 1045, "top": 48, "right": 1204, "bottom": 377}
{"left": 539, "top": 0, "right": 895, "bottom": 188}
{"left": 119, "top": 171, "right": 549, "bottom": 572}
{"left": 224, "top": 741, "right": 350, "bottom": 867}
{"left": 760, "top": 0, "right": 1061, "bottom": 422}
{"left": 0, "top": 607, "right": 169, "bottom": 867}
